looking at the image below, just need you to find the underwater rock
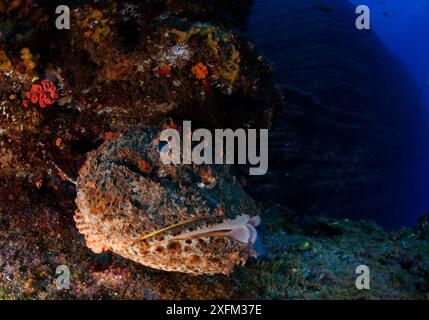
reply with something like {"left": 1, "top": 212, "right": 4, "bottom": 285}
{"left": 62, "top": 13, "right": 278, "bottom": 130}
{"left": 2, "top": 179, "right": 429, "bottom": 299}
{"left": 144, "top": 0, "right": 254, "bottom": 30}
{"left": 303, "top": 219, "right": 342, "bottom": 238}
{"left": 414, "top": 213, "right": 429, "bottom": 240}
{"left": 0, "top": 0, "right": 281, "bottom": 188}
{"left": 0, "top": 0, "right": 33, "bottom": 18}
{"left": 74, "top": 128, "right": 260, "bottom": 275}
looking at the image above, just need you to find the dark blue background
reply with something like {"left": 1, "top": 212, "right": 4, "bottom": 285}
{"left": 249, "top": 0, "right": 429, "bottom": 227}
{"left": 350, "top": 0, "right": 429, "bottom": 226}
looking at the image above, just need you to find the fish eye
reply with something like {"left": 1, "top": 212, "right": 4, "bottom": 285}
{"left": 158, "top": 140, "right": 169, "bottom": 153}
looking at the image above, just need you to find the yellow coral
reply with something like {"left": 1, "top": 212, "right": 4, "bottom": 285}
{"left": 207, "top": 32, "right": 219, "bottom": 57}
{"left": 79, "top": 7, "right": 113, "bottom": 44}
{"left": 169, "top": 25, "right": 241, "bottom": 84}
{"left": 169, "top": 27, "right": 201, "bottom": 44}
{"left": 20, "top": 48, "right": 36, "bottom": 73}
{"left": 0, "top": 50, "right": 12, "bottom": 71}
{"left": 217, "top": 45, "right": 240, "bottom": 83}
{"left": 92, "top": 24, "right": 111, "bottom": 43}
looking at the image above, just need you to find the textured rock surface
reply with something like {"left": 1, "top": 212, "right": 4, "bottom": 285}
{"left": 0, "top": 0, "right": 280, "bottom": 188}
{"left": 1, "top": 187, "right": 429, "bottom": 299}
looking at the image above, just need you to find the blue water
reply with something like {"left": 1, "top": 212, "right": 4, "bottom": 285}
{"left": 249, "top": 0, "right": 429, "bottom": 227}
{"left": 351, "top": 0, "right": 429, "bottom": 225}
{"left": 348, "top": 0, "right": 429, "bottom": 108}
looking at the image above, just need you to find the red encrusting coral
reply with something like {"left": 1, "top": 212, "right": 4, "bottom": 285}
{"left": 191, "top": 62, "right": 209, "bottom": 80}
{"left": 155, "top": 64, "right": 171, "bottom": 76}
{"left": 24, "top": 79, "right": 59, "bottom": 108}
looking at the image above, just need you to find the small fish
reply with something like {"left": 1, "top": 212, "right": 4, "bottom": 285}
{"left": 312, "top": 4, "right": 333, "bottom": 13}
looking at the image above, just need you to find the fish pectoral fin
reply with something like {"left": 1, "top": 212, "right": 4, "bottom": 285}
{"left": 226, "top": 224, "right": 251, "bottom": 243}
{"left": 177, "top": 224, "right": 258, "bottom": 244}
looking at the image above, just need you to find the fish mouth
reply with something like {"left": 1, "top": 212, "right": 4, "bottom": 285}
{"left": 132, "top": 214, "right": 261, "bottom": 246}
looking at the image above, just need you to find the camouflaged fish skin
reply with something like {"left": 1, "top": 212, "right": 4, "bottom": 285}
{"left": 74, "top": 128, "right": 260, "bottom": 275}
